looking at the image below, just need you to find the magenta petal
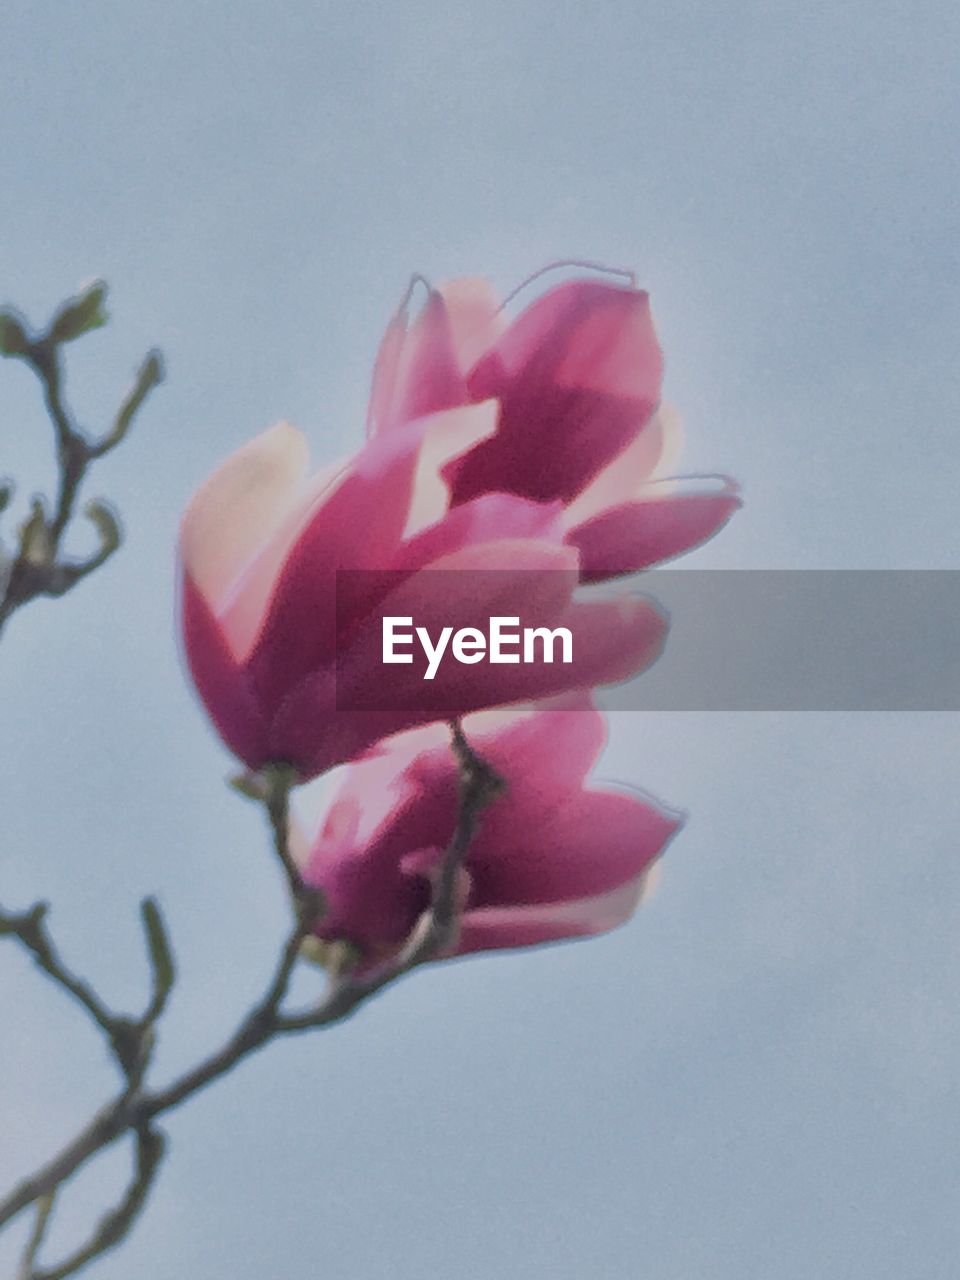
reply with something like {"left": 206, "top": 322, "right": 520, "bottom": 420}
{"left": 570, "top": 477, "right": 742, "bottom": 582}
{"left": 448, "top": 281, "right": 663, "bottom": 505}
{"left": 366, "top": 311, "right": 406, "bottom": 437}
{"left": 179, "top": 422, "right": 309, "bottom": 612}
{"left": 469, "top": 787, "right": 682, "bottom": 907}
{"left": 269, "top": 683, "right": 403, "bottom": 779}
{"left": 412, "top": 695, "right": 606, "bottom": 801}
{"left": 392, "top": 494, "right": 565, "bottom": 573}
{"left": 179, "top": 573, "right": 269, "bottom": 768}
{"left": 245, "top": 419, "right": 442, "bottom": 712}
{"left": 313, "top": 836, "right": 436, "bottom": 953}
{"left": 453, "top": 874, "right": 652, "bottom": 955}
{"left": 368, "top": 290, "right": 469, "bottom": 434}
{"left": 470, "top": 280, "right": 661, "bottom": 401}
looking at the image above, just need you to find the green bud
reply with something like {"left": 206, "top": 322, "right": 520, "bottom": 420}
{"left": 299, "top": 935, "right": 363, "bottom": 977}
{"left": 95, "top": 348, "right": 165, "bottom": 455}
{"left": 0, "top": 309, "right": 30, "bottom": 358}
{"left": 19, "top": 499, "right": 52, "bottom": 566}
{"left": 229, "top": 771, "right": 270, "bottom": 802}
{"left": 140, "top": 897, "right": 176, "bottom": 998}
{"left": 84, "top": 499, "right": 121, "bottom": 557}
{"left": 49, "top": 280, "right": 109, "bottom": 345}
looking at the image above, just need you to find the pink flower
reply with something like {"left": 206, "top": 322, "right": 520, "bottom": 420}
{"left": 179, "top": 409, "right": 666, "bottom": 778}
{"left": 368, "top": 266, "right": 740, "bottom": 581}
{"left": 298, "top": 696, "right": 681, "bottom": 962}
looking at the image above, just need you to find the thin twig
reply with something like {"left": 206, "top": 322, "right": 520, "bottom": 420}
{"left": 262, "top": 763, "right": 312, "bottom": 914}
{"left": 0, "top": 1097, "right": 135, "bottom": 1235}
{"left": 0, "top": 898, "right": 176, "bottom": 1084}
{"left": 17, "top": 1194, "right": 55, "bottom": 1280}
{"left": 0, "top": 303, "right": 163, "bottom": 631}
{"left": 0, "top": 724, "right": 504, "bottom": 1253}
{"left": 0, "top": 904, "right": 122, "bottom": 1042}
{"left": 30, "top": 1126, "right": 166, "bottom": 1280}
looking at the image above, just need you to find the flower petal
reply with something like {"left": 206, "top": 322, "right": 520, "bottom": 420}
{"left": 469, "top": 787, "right": 682, "bottom": 907}
{"left": 569, "top": 476, "right": 742, "bottom": 582}
{"left": 180, "top": 423, "right": 309, "bottom": 610}
{"left": 245, "top": 407, "right": 496, "bottom": 713}
{"left": 394, "top": 493, "right": 565, "bottom": 573}
{"left": 563, "top": 405, "right": 684, "bottom": 528}
{"left": 411, "top": 694, "right": 607, "bottom": 801}
{"left": 453, "top": 872, "right": 654, "bottom": 955}
{"left": 403, "top": 401, "right": 499, "bottom": 537}
{"left": 218, "top": 455, "right": 348, "bottom": 662}
{"left": 367, "top": 288, "right": 469, "bottom": 435}
{"left": 437, "top": 276, "right": 504, "bottom": 372}
{"left": 449, "top": 282, "right": 663, "bottom": 505}
{"left": 179, "top": 572, "right": 269, "bottom": 767}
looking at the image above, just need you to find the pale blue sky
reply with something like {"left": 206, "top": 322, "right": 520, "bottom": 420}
{"left": 1, "top": 1, "right": 958, "bottom": 1277}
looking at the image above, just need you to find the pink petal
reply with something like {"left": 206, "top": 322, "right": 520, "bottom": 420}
{"left": 437, "top": 277, "right": 504, "bottom": 372}
{"left": 469, "top": 787, "right": 682, "bottom": 907}
{"left": 393, "top": 493, "right": 565, "bottom": 573}
{"left": 563, "top": 406, "right": 684, "bottom": 528}
{"left": 244, "top": 409, "right": 494, "bottom": 713}
{"left": 367, "top": 288, "right": 469, "bottom": 435}
{"left": 179, "top": 572, "right": 269, "bottom": 768}
{"left": 469, "top": 280, "right": 661, "bottom": 400}
{"left": 179, "top": 423, "right": 309, "bottom": 611}
{"left": 453, "top": 872, "right": 655, "bottom": 955}
{"left": 313, "top": 836, "right": 434, "bottom": 952}
{"left": 403, "top": 402, "right": 499, "bottom": 537}
{"left": 448, "top": 282, "right": 663, "bottom": 505}
{"left": 366, "top": 310, "right": 407, "bottom": 437}
{"left": 413, "top": 694, "right": 607, "bottom": 800}
{"left": 219, "top": 455, "right": 348, "bottom": 662}
{"left": 569, "top": 477, "right": 742, "bottom": 582}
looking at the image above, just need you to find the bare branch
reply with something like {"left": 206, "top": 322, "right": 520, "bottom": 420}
{"left": 30, "top": 1126, "right": 166, "bottom": 1280}
{"left": 0, "top": 291, "right": 164, "bottom": 631}
{"left": 0, "top": 1096, "right": 134, "bottom": 1233}
{"left": 0, "top": 903, "right": 122, "bottom": 1044}
{"left": 17, "top": 1194, "right": 55, "bottom": 1280}
{"left": 0, "top": 724, "right": 502, "bottom": 1253}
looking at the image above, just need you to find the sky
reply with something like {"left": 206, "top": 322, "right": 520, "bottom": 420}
{"left": 1, "top": 1, "right": 958, "bottom": 1277}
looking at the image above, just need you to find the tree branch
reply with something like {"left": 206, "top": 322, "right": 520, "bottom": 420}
{"left": 27, "top": 1125, "right": 165, "bottom": 1280}
{"left": 0, "top": 904, "right": 119, "bottom": 1042}
{"left": 17, "top": 1194, "right": 55, "bottom": 1280}
{"left": 0, "top": 897, "right": 176, "bottom": 1085}
{"left": 0, "top": 722, "right": 504, "bottom": 1263}
{"left": 0, "top": 285, "right": 164, "bottom": 633}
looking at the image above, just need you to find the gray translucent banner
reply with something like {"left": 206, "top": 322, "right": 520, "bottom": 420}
{"left": 602, "top": 570, "right": 959, "bottom": 710}
{"left": 335, "top": 570, "right": 960, "bottom": 712}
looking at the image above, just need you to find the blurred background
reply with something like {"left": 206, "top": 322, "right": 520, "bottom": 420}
{"left": 1, "top": 1, "right": 958, "bottom": 1276}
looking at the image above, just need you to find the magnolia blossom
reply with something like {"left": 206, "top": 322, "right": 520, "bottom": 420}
{"left": 179, "top": 407, "right": 666, "bottom": 778}
{"left": 298, "top": 696, "right": 681, "bottom": 962}
{"left": 369, "top": 267, "right": 740, "bottom": 581}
